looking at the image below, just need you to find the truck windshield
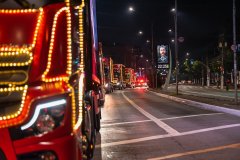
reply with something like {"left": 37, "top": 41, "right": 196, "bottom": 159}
{"left": 104, "top": 67, "right": 109, "bottom": 77}
{"left": 0, "top": 0, "right": 81, "bottom": 9}
{"left": 126, "top": 74, "right": 130, "bottom": 79}
{"left": 114, "top": 69, "right": 120, "bottom": 78}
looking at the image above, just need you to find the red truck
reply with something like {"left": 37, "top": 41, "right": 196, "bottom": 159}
{"left": 0, "top": 0, "right": 101, "bottom": 159}
{"left": 125, "top": 68, "right": 135, "bottom": 88}
{"left": 113, "top": 64, "right": 126, "bottom": 89}
{"left": 102, "top": 57, "right": 114, "bottom": 93}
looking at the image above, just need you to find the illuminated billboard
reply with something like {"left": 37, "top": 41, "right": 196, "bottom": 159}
{"left": 157, "top": 45, "right": 169, "bottom": 69}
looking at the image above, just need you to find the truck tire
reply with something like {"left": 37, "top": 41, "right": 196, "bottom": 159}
{"left": 95, "top": 112, "right": 101, "bottom": 132}
{"left": 82, "top": 104, "right": 96, "bottom": 160}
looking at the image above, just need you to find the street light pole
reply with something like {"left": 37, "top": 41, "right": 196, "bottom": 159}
{"left": 220, "top": 42, "right": 224, "bottom": 90}
{"left": 174, "top": 0, "right": 179, "bottom": 95}
{"left": 233, "top": 0, "right": 238, "bottom": 103}
{"left": 151, "top": 23, "right": 155, "bottom": 88}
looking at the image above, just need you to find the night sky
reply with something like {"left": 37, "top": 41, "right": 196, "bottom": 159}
{"left": 96, "top": 0, "right": 240, "bottom": 66}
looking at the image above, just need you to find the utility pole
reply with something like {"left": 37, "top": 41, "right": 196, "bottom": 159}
{"left": 151, "top": 23, "right": 155, "bottom": 88}
{"left": 201, "top": 58, "right": 204, "bottom": 86}
{"left": 174, "top": 0, "right": 178, "bottom": 94}
{"left": 206, "top": 55, "right": 210, "bottom": 87}
{"left": 221, "top": 42, "right": 224, "bottom": 90}
{"left": 219, "top": 40, "right": 227, "bottom": 90}
{"left": 233, "top": 0, "right": 238, "bottom": 103}
{"left": 163, "top": 47, "right": 172, "bottom": 89}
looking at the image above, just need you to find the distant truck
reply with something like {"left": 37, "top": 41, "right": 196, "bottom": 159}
{"left": 102, "top": 57, "right": 114, "bottom": 93}
{"left": 113, "top": 64, "right": 125, "bottom": 89}
{"left": 98, "top": 42, "right": 106, "bottom": 105}
{"left": 125, "top": 68, "right": 135, "bottom": 88}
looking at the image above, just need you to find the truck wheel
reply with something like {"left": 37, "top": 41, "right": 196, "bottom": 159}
{"left": 95, "top": 112, "right": 101, "bottom": 132}
{"left": 82, "top": 104, "right": 96, "bottom": 160}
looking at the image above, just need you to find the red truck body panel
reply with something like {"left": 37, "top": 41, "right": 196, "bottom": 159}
{"left": 0, "top": 3, "right": 86, "bottom": 159}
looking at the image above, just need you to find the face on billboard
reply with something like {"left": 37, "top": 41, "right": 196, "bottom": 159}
{"left": 157, "top": 45, "right": 168, "bottom": 64}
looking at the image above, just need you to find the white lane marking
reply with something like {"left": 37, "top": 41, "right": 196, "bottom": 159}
{"left": 147, "top": 143, "right": 240, "bottom": 160}
{"left": 122, "top": 92, "right": 180, "bottom": 135}
{"left": 148, "top": 90, "right": 240, "bottom": 117}
{"left": 101, "top": 119, "right": 152, "bottom": 127}
{"left": 101, "top": 113, "right": 223, "bottom": 127}
{"left": 96, "top": 123, "right": 240, "bottom": 148}
{"left": 162, "top": 113, "right": 223, "bottom": 120}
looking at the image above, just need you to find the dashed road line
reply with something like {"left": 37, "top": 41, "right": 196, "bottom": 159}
{"left": 97, "top": 123, "right": 240, "bottom": 148}
{"left": 122, "top": 92, "right": 180, "bottom": 135}
{"left": 101, "top": 113, "right": 223, "bottom": 127}
{"left": 147, "top": 143, "right": 240, "bottom": 160}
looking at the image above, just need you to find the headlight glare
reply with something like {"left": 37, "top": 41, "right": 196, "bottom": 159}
{"left": 21, "top": 99, "right": 66, "bottom": 135}
{"left": 36, "top": 114, "right": 55, "bottom": 133}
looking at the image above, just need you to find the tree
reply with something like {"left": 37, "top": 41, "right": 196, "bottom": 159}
{"left": 192, "top": 60, "right": 202, "bottom": 78}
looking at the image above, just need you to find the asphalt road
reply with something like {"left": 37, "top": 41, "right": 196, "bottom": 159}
{"left": 94, "top": 88, "right": 240, "bottom": 160}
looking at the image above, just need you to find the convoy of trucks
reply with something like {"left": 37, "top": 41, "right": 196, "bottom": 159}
{"left": 0, "top": 0, "right": 147, "bottom": 159}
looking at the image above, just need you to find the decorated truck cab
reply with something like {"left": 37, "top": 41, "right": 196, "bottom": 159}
{"left": 0, "top": 0, "right": 101, "bottom": 159}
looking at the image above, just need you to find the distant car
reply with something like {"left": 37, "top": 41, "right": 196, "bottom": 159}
{"left": 135, "top": 79, "right": 148, "bottom": 87}
{"left": 104, "top": 83, "right": 114, "bottom": 93}
{"left": 187, "top": 80, "right": 192, "bottom": 84}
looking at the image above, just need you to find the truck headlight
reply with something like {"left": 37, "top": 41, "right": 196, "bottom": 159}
{"left": 21, "top": 99, "right": 66, "bottom": 135}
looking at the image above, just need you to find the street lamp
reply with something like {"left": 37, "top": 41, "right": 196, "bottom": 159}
{"left": 173, "top": 0, "right": 178, "bottom": 95}
{"left": 171, "top": 8, "right": 176, "bottom": 12}
{"left": 233, "top": 0, "right": 238, "bottom": 104}
{"left": 218, "top": 41, "right": 227, "bottom": 90}
{"left": 128, "top": 6, "right": 134, "bottom": 12}
{"left": 138, "top": 30, "right": 143, "bottom": 35}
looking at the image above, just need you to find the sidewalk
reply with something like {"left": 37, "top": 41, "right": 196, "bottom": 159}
{"left": 148, "top": 87, "right": 240, "bottom": 117}
{"left": 181, "top": 83, "right": 238, "bottom": 92}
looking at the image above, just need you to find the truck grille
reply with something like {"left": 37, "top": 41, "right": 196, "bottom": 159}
{"left": 0, "top": 49, "right": 32, "bottom": 121}
{"left": 0, "top": 148, "right": 7, "bottom": 160}
{"left": 0, "top": 89, "right": 25, "bottom": 117}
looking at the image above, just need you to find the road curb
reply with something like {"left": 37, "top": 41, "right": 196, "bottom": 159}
{"left": 148, "top": 90, "right": 240, "bottom": 117}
